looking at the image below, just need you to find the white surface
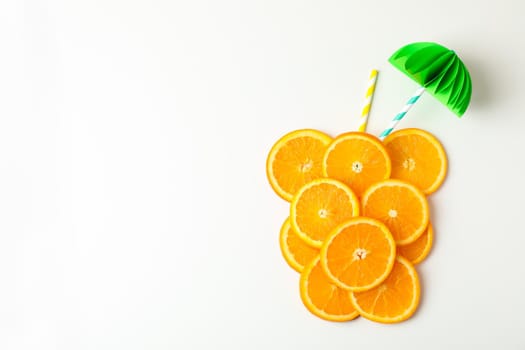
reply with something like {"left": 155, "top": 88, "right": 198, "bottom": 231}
{"left": 1, "top": 0, "right": 524, "bottom": 349}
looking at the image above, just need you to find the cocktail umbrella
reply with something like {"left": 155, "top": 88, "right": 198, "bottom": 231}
{"left": 379, "top": 42, "right": 472, "bottom": 139}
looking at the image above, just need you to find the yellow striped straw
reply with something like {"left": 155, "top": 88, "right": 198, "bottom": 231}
{"left": 357, "top": 69, "right": 378, "bottom": 132}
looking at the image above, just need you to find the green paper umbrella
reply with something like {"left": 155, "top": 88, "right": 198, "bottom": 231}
{"left": 379, "top": 42, "right": 472, "bottom": 139}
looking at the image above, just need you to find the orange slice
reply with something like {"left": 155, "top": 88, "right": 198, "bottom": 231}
{"left": 300, "top": 256, "right": 359, "bottom": 322}
{"left": 362, "top": 179, "right": 429, "bottom": 245}
{"left": 267, "top": 129, "right": 332, "bottom": 201}
{"left": 350, "top": 256, "right": 420, "bottom": 324}
{"left": 290, "top": 178, "right": 359, "bottom": 248}
{"left": 397, "top": 222, "right": 433, "bottom": 265}
{"left": 384, "top": 128, "right": 447, "bottom": 195}
{"left": 322, "top": 132, "right": 391, "bottom": 197}
{"left": 320, "top": 217, "right": 396, "bottom": 292}
{"left": 279, "top": 217, "right": 318, "bottom": 272}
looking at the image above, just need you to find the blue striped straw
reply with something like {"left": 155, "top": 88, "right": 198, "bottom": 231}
{"left": 379, "top": 86, "right": 426, "bottom": 140}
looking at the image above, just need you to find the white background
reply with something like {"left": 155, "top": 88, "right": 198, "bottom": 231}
{"left": 1, "top": 0, "right": 524, "bottom": 349}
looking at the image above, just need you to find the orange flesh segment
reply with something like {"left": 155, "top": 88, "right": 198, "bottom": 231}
{"left": 291, "top": 179, "right": 359, "bottom": 247}
{"left": 323, "top": 132, "right": 391, "bottom": 197}
{"left": 279, "top": 218, "right": 318, "bottom": 272}
{"left": 362, "top": 180, "right": 429, "bottom": 245}
{"left": 397, "top": 223, "right": 433, "bottom": 265}
{"left": 267, "top": 129, "right": 332, "bottom": 201}
{"left": 384, "top": 128, "right": 447, "bottom": 195}
{"left": 351, "top": 256, "right": 420, "bottom": 323}
{"left": 300, "top": 257, "right": 359, "bottom": 321}
{"left": 321, "top": 218, "right": 396, "bottom": 291}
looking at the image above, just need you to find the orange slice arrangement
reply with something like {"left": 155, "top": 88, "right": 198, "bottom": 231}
{"left": 267, "top": 127, "right": 447, "bottom": 324}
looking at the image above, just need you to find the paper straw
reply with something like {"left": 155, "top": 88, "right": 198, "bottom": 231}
{"left": 357, "top": 69, "right": 378, "bottom": 132}
{"left": 379, "top": 86, "right": 426, "bottom": 140}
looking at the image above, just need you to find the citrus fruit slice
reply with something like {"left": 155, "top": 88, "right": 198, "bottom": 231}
{"left": 290, "top": 178, "right": 359, "bottom": 248}
{"left": 300, "top": 256, "right": 359, "bottom": 322}
{"left": 267, "top": 129, "right": 332, "bottom": 201}
{"left": 384, "top": 128, "right": 447, "bottom": 195}
{"left": 322, "top": 132, "right": 391, "bottom": 197}
{"left": 320, "top": 217, "right": 396, "bottom": 292}
{"left": 279, "top": 217, "right": 318, "bottom": 273}
{"left": 350, "top": 256, "right": 420, "bottom": 324}
{"left": 362, "top": 179, "right": 429, "bottom": 245}
{"left": 397, "top": 222, "right": 433, "bottom": 265}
